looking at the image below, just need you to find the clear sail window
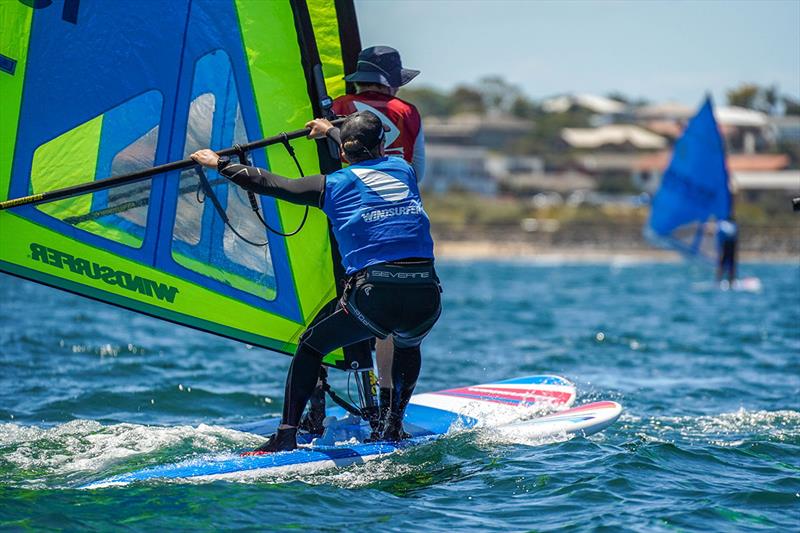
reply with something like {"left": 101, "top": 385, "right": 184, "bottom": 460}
{"left": 31, "top": 90, "right": 162, "bottom": 248}
{"left": 171, "top": 50, "right": 276, "bottom": 301}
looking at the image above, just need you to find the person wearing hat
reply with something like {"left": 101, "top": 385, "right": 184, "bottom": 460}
{"left": 191, "top": 110, "right": 441, "bottom": 452}
{"left": 333, "top": 46, "right": 427, "bottom": 429}
{"left": 334, "top": 46, "right": 425, "bottom": 180}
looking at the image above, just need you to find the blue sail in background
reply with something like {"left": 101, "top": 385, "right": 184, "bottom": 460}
{"left": 646, "top": 97, "right": 731, "bottom": 259}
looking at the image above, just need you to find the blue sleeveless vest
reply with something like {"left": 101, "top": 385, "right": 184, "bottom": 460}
{"left": 322, "top": 157, "right": 434, "bottom": 274}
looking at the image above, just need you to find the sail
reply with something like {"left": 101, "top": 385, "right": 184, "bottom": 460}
{"left": 646, "top": 97, "right": 731, "bottom": 259}
{"left": 0, "top": 0, "right": 361, "bottom": 367}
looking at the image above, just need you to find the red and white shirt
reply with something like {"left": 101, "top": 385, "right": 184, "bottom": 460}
{"left": 332, "top": 91, "right": 426, "bottom": 181}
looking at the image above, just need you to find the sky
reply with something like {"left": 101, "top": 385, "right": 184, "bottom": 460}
{"left": 355, "top": 0, "right": 800, "bottom": 107}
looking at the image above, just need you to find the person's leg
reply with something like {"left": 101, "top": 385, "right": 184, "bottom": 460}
{"left": 298, "top": 366, "right": 327, "bottom": 435}
{"left": 284, "top": 303, "right": 377, "bottom": 427}
{"left": 374, "top": 336, "right": 395, "bottom": 436}
{"left": 376, "top": 336, "right": 394, "bottom": 388}
{"left": 378, "top": 284, "right": 441, "bottom": 440}
{"left": 381, "top": 344, "right": 421, "bottom": 440}
{"left": 254, "top": 300, "right": 375, "bottom": 452}
{"left": 295, "top": 298, "right": 340, "bottom": 436}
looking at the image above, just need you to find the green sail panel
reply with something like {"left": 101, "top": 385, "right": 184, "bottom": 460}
{"left": 0, "top": 0, "right": 359, "bottom": 367}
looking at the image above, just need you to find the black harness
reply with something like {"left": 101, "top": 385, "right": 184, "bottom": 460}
{"left": 342, "top": 261, "right": 440, "bottom": 338}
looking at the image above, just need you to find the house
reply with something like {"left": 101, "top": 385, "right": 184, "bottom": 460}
{"left": 541, "top": 94, "right": 630, "bottom": 126}
{"left": 561, "top": 125, "right": 668, "bottom": 151}
{"left": 424, "top": 113, "right": 533, "bottom": 151}
{"left": 769, "top": 115, "right": 800, "bottom": 144}
{"left": 422, "top": 144, "right": 496, "bottom": 195}
{"left": 633, "top": 152, "right": 798, "bottom": 204}
{"left": 421, "top": 113, "right": 533, "bottom": 194}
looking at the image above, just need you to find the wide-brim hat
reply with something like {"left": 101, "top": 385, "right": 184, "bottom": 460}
{"left": 344, "top": 45, "right": 420, "bottom": 88}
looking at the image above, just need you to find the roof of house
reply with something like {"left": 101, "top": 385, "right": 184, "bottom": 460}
{"left": 732, "top": 170, "right": 800, "bottom": 191}
{"left": 542, "top": 94, "right": 626, "bottom": 115}
{"left": 635, "top": 102, "right": 694, "bottom": 120}
{"left": 562, "top": 125, "right": 667, "bottom": 149}
{"left": 499, "top": 171, "right": 597, "bottom": 193}
{"left": 635, "top": 151, "right": 790, "bottom": 172}
{"left": 577, "top": 153, "right": 651, "bottom": 171}
{"left": 715, "top": 106, "right": 768, "bottom": 127}
{"left": 634, "top": 102, "right": 769, "bottom": 127}
{"left": 424, "top": 113, "right": 532, "bottom": 135}
{"left": 425, "top": 143, "right": 488, "bottom": 159}
{"left": 641, "top": 120, "right": 685, "bottom": 138}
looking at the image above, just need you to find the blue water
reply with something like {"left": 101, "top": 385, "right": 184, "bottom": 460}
{"left": 1, "top": 261, "right": 798, "bottom": 531}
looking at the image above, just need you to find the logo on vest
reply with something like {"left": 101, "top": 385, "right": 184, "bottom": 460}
{"left": 351, "top": 168, "right": 409, "bottom": 202}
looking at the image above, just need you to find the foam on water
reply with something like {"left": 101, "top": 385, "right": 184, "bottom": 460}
{"left": 631, "top": 408, "right": 800, "bottom": 444}
{"left": 0, "top": 421, "right": 262, "bottom": 487}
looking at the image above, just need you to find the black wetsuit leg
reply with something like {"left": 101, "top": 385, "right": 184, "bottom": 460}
{"left": 351, "top": 275, "right": 442, "bottom": 437}
{"left": 720, "top": 239, "right": 737, "bottom": 283}
{"left": 282, "top": 300, "right": 374, "bottom": 427}
{"left": 282, "top": 267, "right": 441, "bottom": 429}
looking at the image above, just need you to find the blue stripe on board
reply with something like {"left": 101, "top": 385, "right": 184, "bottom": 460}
{"left": 82, "top": 440, "right": 429, "bottom": 487}
{"left": 494, "top": 375, "right": 572, "bottom": 386}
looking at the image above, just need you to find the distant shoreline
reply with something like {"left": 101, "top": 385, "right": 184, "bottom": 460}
{"left": 434, "top": 240, "right": 800, "bottom": 263}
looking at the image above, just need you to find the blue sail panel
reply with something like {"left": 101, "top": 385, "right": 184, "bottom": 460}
{"left": 647, "top": 97, "right": 731, "bottom": 254}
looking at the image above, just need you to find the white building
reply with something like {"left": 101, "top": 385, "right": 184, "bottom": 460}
{"left": 423, "top": 144, "right": 496, "bottom": 195}
{"left": 561, "top": 125, "right": 668, "bottom": 150}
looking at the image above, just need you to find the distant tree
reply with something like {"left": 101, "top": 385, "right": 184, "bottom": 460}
{"left": 726, "top": 83, "right": 780, "bottom": 114}
{"left": 607, "top": 92, "right": 649, "bottom": 107}
{"left": 510, "top": 95, "right": 536, "bottom": 119}
{"left": 783, "top": 96, "right": 800, "bottom": 116}
{"left": 398, "top": 86, "right": 452, "bottom": 117}
{"left": 764, "top": 85, "right": 779, "bottom": 113}
{"left": 475, "top": 76, "right": 524, "bottom": 114}
{"left": 726, "top": 84, "right": 760, "bottom": 109}
{"left": 510, "top": 107, "right": 593, "bottom": 156}
{"left": 450, "top": 85, "right": 485, "bottom": 114}
{"left": 606, "top": 91, "right": 631, "bottom": 104}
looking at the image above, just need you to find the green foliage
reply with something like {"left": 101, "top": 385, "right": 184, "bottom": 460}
{"left": 475, "top": 76, "right": 525, "bottom": 114}
{"left": 606, "top": 91, "right": 649, "bottom": 107}
{"left": 450, "top": 85, "right": 485, "bottom": 114}
{"left": 422, "top": 191, "right": 527, "bottom": 227}
{"left": 725, "top": 83, "right": 782, "bottom": 114}
{"left": 726, "top": 84, "right": 760, "bottom": 109}
{"left": 397, "top": 86, "right": 453, "bottom": 117}
{"left": 784, "top": 96, "right": 800, "bottom": 116}
{"left": 399, "top": 84, "right": 487, "bottom": 116}
{"left": 422, "top": 190, "right": 794, "bottom": 231}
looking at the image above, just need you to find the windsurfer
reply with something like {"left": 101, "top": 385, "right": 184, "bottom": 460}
{"left": 716, "top": 217, "right": 738, "bottom": 284}
{"left": 191, "top": 111, "right": 441, "bottom": 452}
{"left": 326, "top": 45, "right": 426, "bottom": 437}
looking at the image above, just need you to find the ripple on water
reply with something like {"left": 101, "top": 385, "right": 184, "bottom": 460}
{"left": 1, "top": 263, "right": 799, "bottom": 531}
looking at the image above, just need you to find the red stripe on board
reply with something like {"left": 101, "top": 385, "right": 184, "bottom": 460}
{"left": 435, "top": 386, "right": 573, "bottom": 404}
{"left": 558, "top": 401, "right": 619, "bottom": 414}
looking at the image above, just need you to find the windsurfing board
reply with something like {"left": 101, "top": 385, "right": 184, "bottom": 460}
{"left": 722, "top": 276, "right": 762, "bottom": 292}
{"left": 692, "top": 276, "right": 762, "bottom": 293}
{"left": 82, "top": 376, "right": 621, "bottom": 488}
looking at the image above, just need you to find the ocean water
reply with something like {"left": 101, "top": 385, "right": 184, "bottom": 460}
{"left": 1, "top": 261, "right": 798, "bottom": 531}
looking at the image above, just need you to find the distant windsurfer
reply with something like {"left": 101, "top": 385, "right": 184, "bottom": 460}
{"left": 191, "top": 111, "right": 441, "bottom": 452}
{"left": 329, "top": 45, "right": 426, "bottom": 435}
{"left": 716, "top": 217, "right": 738, "bottom": 285}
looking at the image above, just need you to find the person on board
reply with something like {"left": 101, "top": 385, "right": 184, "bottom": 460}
{"left": 716, "top": 217, "right": 738, "bottom": 285}
{"left": 191, "top": 111, "right": 441, "bottom": 452}
{"left": 330, "top": 45, "right": 426, "bottom": 432}
{"left": 333, "top": 45, "right": 425, "bottom": 179}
